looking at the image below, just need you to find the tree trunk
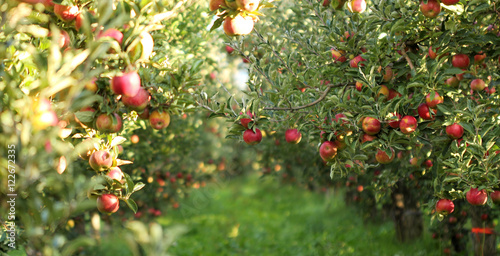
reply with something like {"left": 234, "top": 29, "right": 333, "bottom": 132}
{"left": 391, "top": 181, "right": 423, "bottom": 242}
{"left": 469, "top": 205, "right": 496, "bottom": 256}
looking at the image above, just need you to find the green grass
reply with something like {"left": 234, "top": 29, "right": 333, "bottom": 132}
{"left": 159, "top": 175, "right": 441, "bottom": 256}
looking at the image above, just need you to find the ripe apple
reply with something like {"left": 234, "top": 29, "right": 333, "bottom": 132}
{"left": 428, "top": 46, "right": 438, "bottom": 59}
{"left": 382, "top": 66, "right": 393, "bottom": 82}
{"left": 446, "top": 123, "right": 464, "bottom": 139}
{"left": 377, "top": 85, "right": 389, "bottom": 99}
{"left": 350, "top": 55, "right": 366, "bottom": 68}
{"left": 424, "top": 159, "right": 433, "bottom": 169}
{"left": 449, "top": 216, "right": 458, "bottom": 224}
{"left": 388, "top": 113, "right": 402, "bottom": 128}
{"left": 97, "top": 28, "right": 124, "bottom": 44}
{"left": 474, "top": 52, "right": 486, "bottom": 64}
{"left": 355, "top": 81, "right": 363, "bottom": 92}
{"left": 420, "top": 0, "right": 440, "bottom": 18}
{"left": 490, "top": 190, "right": 500, "bottom": 204}
{"left": 451, "top": 54, "right": 470, "bottom": 69}
{"left": 89, "top": 150, "right": 113, "bottom": 172}
{"left": 236, "top": 0, "right": 260, "bottom": 12}
{"left": 331, "top": 48, "right": 347, "bottom": 63}
{"left": 50, "top": 30, "right": 70, "bottom": 49}
{"left": 122, "top": 87, "right": 150, "bottom": 111}
{"left": 441, "top": 0, "right": 459, "bottom": 5}
{"left": 409, "top": 157, "right": 419, "bottom": 166}
{"left": 399, "top": 116, "right": 417, "bottom": 134}
{"left": 223, "top": 15, "right": 254, "bottom": 36}
{"left": 111, "top": 71, "right": 141, "bottom": 97}
{"left": 347, "top": 0, "right": 366, "bottom": 13}
{"left": 149, "top": 110, "right": 171, "bottom": 129}
{"left": 445, "top": 76, "right": 459, "bottom": 88}
{"left": 319, "top": 141, "right": 338, "bottom": 161}
{"left": 425, "top": 92, "right": 443, "bottom": 108}
{"left": 470, "top": 78, "right": 486, "bottom": 91}
{"left": 97, "top": 194, "right": 119, "bottom": 214}
{"left": 209, "top": 0, "right": 227, "bottom": 11}
{"left": 285, "top": 129, "right": 302, "bottom": 144}
{"left": 225, "top": 45, "right": 234, "bottom": 54}
{"left": 362, "top": 117, "right": 381, "bottom": 135}
{"left": 417, "top": 103, "right": 436, "bottom": 120}
{"left": 96, "top": 113, "right": 122, "bottom": 133}
{"left": 466, "top": 187, "right": 487, "bottom": 206}
{"left": 54, "top": 4, "right": 79, "bottom": 22}
{"left": 361, "top": 133, "right": 376, "bottom": 144}
{"left": 107, "top": 167, "right": 124, "bottom": 181}
{"left": 375, "top": 147, "right": 395, "bottom": 164}
{"left": 240, "top": 118, "right": 252, "bottom": 129}
{"left": 243, "top": 128, "right": 262, "bottom": 145}
{"left": 388, "top": 89, "right": 401, "bottom": 100}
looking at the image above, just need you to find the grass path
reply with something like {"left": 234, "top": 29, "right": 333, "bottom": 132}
{"left": 159, "top": 175, "right": 441, "bottom": 256}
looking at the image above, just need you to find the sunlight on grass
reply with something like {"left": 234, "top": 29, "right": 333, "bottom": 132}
{"left": 159, "top": 174, "right": 440, "bottom": 256}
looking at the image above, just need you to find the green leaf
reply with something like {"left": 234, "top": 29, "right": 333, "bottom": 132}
{"left": 124, "top": 198, "right": 138, "bottom": 213}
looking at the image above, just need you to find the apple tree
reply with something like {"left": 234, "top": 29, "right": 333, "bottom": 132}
{"left": 207, "top": 0, "right": 499, "bottom": 254}
{"left": 0, "top": 0, "right": 242, "bottom": 254}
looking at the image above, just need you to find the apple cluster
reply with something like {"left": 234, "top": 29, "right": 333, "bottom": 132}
{"left": 209, "top": 0, "right": 267, "bottom": 36}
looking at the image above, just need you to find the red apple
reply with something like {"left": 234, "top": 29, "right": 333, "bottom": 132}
{"left": 474, "top": 52, "right": 486, "bottom": 64}
{"left": 111, "top": 71, "right": 141, "bottom": 97}
{"left": 122, "top": 87, "right": 150, "bottom": 111}
{"left": 350, "top": 55, "right": 366, "bottom": 68}
{"left": 319, "top": 141, "right": 338, "bottom": 161}
{"left": 426, "top": 92, "right": 443, "bottom": 108}
{"left": 54, "top": 4, "right": 79, "bottom": 22}
{"left": 441, "top": 0, "right": 459, "bottom": 5}
{"left": 209, "top": 0, "right": 227, "bottom": 11}
{"left": 225, "top": 45, "right": 234, "bottom": 54}
{"left": 32, "top": 110, "right": 58, "bottom": 130}
{"left": 449, "top": 216, "right": 458, "bottom": 224}
{"left": 243, "top": 128, "right": 262, "bottom": 145}
{"left": 89, "top": 150, "right": 113, "bottom": 172}
{"left": 466, "top": 187, "right": 488, "bottom": 206}
{"left": 417, "top": 103, "right": 436, "bottom": 120}
{"left": 470, "top": 78, "right": 486, "bottom": 91}
{"left": 75, "top": 106, "right": 96, "bottom": 127}
{"left": 362, "top": 117, "right": 381, "bottom": 135}
{"left": 97, "top": 194, "right": 119, "bottom": 214}
{"left": 399, "top": 116, "right": 417, "bottom": 134}
{"left": 240, "top": 118, "right": 252, "bottom": 129}
{"left": 445, "top": 76, "right": 459, "bottom": 88}
{"left": 97, "top": 28, "right": 124, "bottom": 44}
{"left": 223, "top": 15, "right": 254, "bottom": 36}
{"left": 361, "top": 133, "right": 376, "bottom": 143}
{"left": 285, "top": 129, "right": 302, "bottom": 144}
{"left": 96, "top": 113, "right": 122, "bottom": 133}
{"left": 452, "top": 54, "right": 470, "bottom": 69}
{"left": 236, "top": 0, "right": 260, "bottom": 12}
{"left": 331, "top": 48, "right": 347, "bottom": 63}
{"left": 446, "top": 123, "right": 464, "bottom": 139}
{"left": 375, "top": 147, "right": 395, "bottom": 164}
{"left": 334, "top": 113, "right": 348, "bottom": 125}
{"left": 347, "top": 0, "right": 366, "bottom": 13}
{"left": 388, "top": 89, "right": 401, "bottom": 100}
{"left": 420, "top": 0, "right": 440, "bottom": 18}
{"left": 107, "top": 167, "right": 124, "bottom": 181}
{"left": 355, "top": 81, "right": 363, "bottom": 92}
{"left": 424, "top": 159, "right": 433, "bottom": 169}
{"left": 149, "top": 110, "right": 171, "bottom": 129}
{"left": 138, "top": 108, "right": 150, "bottom": 120}
{"left": 388, "top": 113, "right": 402, "bottom": 128}
{"left": 428, "top": 46, "right": 438, "bottom": 59}
{"left": 382, "top": 66, "right": 393, "bottom": 82}
{"left": 490, "top": 190, "right": 500, "bottom": 204}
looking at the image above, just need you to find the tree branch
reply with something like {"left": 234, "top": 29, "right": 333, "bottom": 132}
{"left": 400, "top": 44, "right": 415, "bottom": 73}
{"left": 263, "top": 83, "right": 350, "bottom": 111}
